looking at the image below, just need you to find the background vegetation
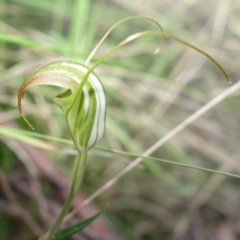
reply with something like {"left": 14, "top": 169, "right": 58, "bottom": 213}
{"left": 0, "top": 0, "right": 240, "bottom": 239}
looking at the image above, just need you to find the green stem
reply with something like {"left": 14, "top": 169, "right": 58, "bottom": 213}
{"left": 40, "top": 152, "right": 87, "bottom": 240}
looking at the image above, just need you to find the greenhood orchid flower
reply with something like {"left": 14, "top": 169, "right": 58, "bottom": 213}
{"left": 18, "top": 60, "right": 106, "bottom": 153}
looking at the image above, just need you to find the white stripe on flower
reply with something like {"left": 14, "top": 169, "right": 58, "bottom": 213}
{"left": 83, "top": 87, "right": 90, "bottom": 112}
{"left": 62, "top": 61, "right": 106, "bottom": 149}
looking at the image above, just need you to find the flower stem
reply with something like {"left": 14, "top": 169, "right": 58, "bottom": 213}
{"left": 40, "top": 152, "right": 87, "bottom": 240}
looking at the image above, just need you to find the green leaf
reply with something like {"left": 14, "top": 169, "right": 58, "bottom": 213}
{"left": 54, "top": 210, "right": 103, "bottom": 240}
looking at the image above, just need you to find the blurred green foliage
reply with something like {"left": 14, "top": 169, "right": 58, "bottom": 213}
{"left": 1, "top": 0, "right": 240, "bottom": 239}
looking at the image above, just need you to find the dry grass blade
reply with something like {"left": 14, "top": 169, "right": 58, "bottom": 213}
{"left": 66, "top": 81, "right": 240, "bottom": 221}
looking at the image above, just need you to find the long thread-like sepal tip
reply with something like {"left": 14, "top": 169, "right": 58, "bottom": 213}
{"left": 20, "top": 112, "right": 34, "bottom": 130}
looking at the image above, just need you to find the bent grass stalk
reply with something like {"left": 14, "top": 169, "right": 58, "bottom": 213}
{"left": 66, "top": 79, "right": 240, "bottom": 222}
{"left": 17, "top": 16, "right": 230, "bottom": 240}
{"left": 79, "top": 31, "right": 230, "bottom": 94}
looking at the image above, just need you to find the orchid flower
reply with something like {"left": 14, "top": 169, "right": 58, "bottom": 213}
{"left": 18, "top": 60, "right": 106, "bottom": 153}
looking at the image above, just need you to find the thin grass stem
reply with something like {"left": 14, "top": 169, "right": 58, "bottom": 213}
{"left": 85, "top": 16, "right": 164, "bottom": 65}
{"left": 63, "top": 80, "right": 240, "bottom": 222}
